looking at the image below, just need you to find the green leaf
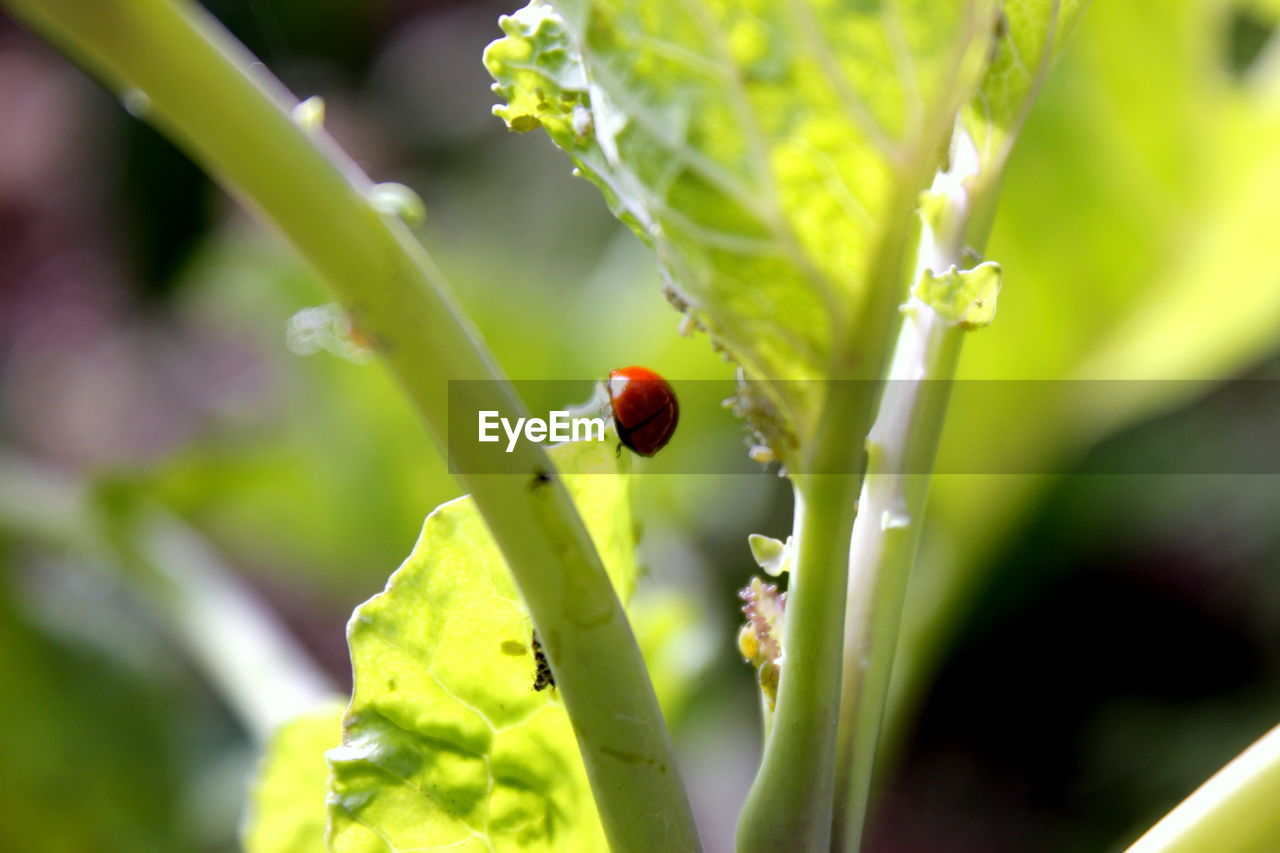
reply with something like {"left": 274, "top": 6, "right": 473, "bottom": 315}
{"left": 244, "top": 704, "right": 345, "bottom": 853}
{"left": 326, "top": 438, "right": 634, "bottom": 852}
{"left": 911, "top": 260, "right": 1002, "bottom": 329}
{"left": 962, "top": 0, "right": 1092, "bottom": 171}
{"left": 747, "top": 532, "right": 790, "bottom": 576}
{"left": 486, "top": 0, "right": 1000, "bottom": 455}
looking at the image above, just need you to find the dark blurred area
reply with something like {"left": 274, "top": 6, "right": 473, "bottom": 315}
{"left": 871, "top": 462, "right": 1280, "bottom": 852}
{"left": 2, "top": 1, "right": 1280, "bottom": 852}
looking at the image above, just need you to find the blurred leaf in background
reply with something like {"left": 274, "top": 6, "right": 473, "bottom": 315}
{"left": 873, "top": 0, "right": 1280, "bottom": 848}
{"left": 0, "top": 582, "right": 175, "bottom": 851}
{"left": 896, "top": 0, "right": 1280, "bottom": 728}
{"left": 0, "top": 548, "right": 249, "bottom": 852}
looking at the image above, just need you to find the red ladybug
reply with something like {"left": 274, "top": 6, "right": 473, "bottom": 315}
{"left": 607, "top": 366, "right": 679, "bottom": 457}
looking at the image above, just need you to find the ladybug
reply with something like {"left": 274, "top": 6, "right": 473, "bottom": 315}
{"left": 607, "top": 366, "right": 679, "bottom": 457}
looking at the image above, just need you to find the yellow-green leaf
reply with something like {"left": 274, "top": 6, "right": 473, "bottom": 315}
{"left": 963, "top": 0, "right": 1092, "bottom": 170}
{"left": 486, "top": 0, "right": 1000, "bottom": 456}
{"left": 243, "top": 703, "right": 345, "bottom": 853}
{"left": 911, "top": 260, "right": 1002, "bottom": 329}
{"left": 326, "top": 439, "right": 633, "bottom": 852}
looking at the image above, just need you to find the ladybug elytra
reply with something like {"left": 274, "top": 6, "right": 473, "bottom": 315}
{"left": 606, "top": 366, "right": 679, "bottom": 457}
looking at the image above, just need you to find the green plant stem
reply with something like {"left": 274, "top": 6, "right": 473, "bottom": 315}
{"left": 832, "top": 310, "right": 961, "bottom": 852}
{"left": 736, "top": 413, "right": 866, "bottom": 852}
{"left": 1125, "top": 721, "right": 1280, "bottom": 853}
{"left": 735, "top": 144, "right": 937, "bottom": 853}
{"left": 0, "top": 456, "right": 337, "bottom": 741}
{"left": 737, "top": 159, "right": 933, "bottom": 852}
{"left": 832, "top": 126, "right": 999, "bottom": 852}
{"left": 2, "top": 2, "right": 699, "bottom": 848}
{"left": 738, "top": 17, "right": 1004, "bottom": 846}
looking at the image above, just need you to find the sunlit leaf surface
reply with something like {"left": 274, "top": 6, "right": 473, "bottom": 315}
{"left": 963, "top": 0, "right": 1090, "bottom": 170}
{"left": 326, "top": 439, "right": 634, "bottom": 852}
{"left": 244, "top": 704, "right": 345, "bottom": 853}
{"left": 486, "top": 0, "right": 998, "bottom": 453}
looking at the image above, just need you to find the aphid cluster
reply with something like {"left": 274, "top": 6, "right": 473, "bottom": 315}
{"left": 738, "top": 577, "right": 787, "bottom": 711}
{"left": 531, "top": 630, "right": 555, "bottom": 692}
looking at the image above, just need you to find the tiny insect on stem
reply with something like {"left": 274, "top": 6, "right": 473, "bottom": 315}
{"left": 531, "top": 629, "right": 555, "bottom": 692}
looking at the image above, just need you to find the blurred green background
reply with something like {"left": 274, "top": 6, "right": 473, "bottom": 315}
{"left": 2, "top": 1, "right": 1280, "bottom": 851}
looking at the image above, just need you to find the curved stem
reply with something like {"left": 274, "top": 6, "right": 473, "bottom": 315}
{"left": 1124, "top": 721, "right": 1280, "bottom": 853}
{"left": 1, "top": 2, "right": 699, "bottom": 848}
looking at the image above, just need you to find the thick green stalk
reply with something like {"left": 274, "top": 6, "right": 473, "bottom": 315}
{"left": 737, "top": 155, "right": 932, "bottom": 851}
{"left": 736, "top": 7, "right": 1002, "bottom": 844}
{"left": 1125, "top": 721, "right": 1280, "bottom": 853}
{"left": 736, "top": 399, "right": 867, "bottom": 853}
{"left": 833, "top": 126, "right": 1000, "bottom": 851}
{"left": 2, "top": 2, "right": 699, "bottom": 849}
{"left": 735, "top": 145, "right": 938, "bottom": 853}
